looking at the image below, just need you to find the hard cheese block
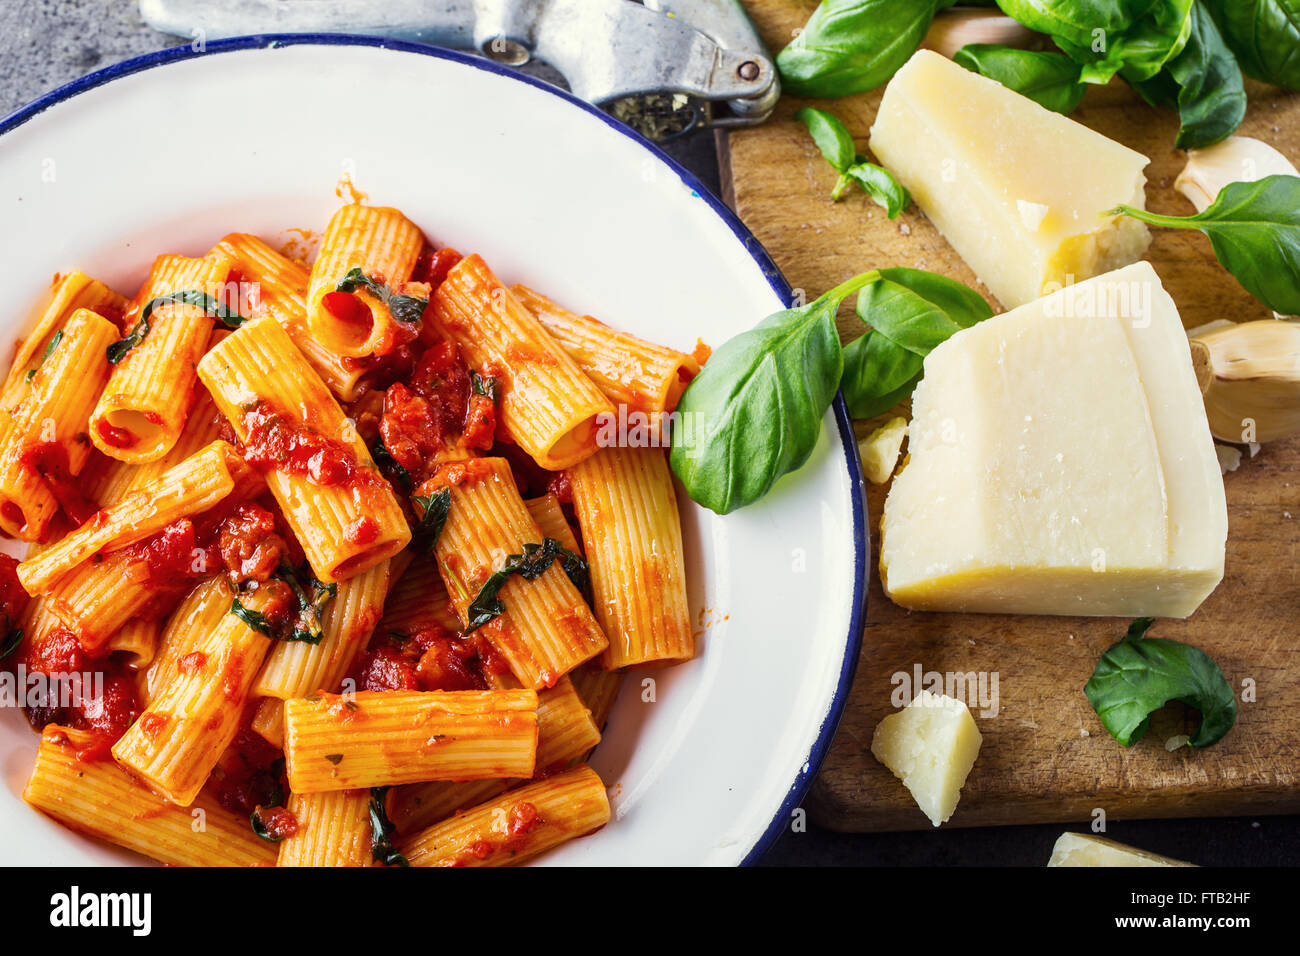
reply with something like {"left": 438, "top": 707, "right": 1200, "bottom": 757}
{"left": 870, "top": 690, "right": 982, "bottom": 827}
{"left": 1048, "top": 832, "right": 1195, "bottom": 867}
{"left": 879, "top": 261, "right": 1227, "bottom": 618}
{"left": 869, "top": 49, "right": 1151, "bottom": 310}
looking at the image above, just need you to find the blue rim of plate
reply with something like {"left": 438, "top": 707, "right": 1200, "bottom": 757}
{"left": 0, "top": 32, "right": 868, "bottom": 867}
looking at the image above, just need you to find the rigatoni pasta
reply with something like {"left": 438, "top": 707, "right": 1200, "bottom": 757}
{"left": 386, "top": 675, "right": 600, "bottom": 833}
{"left": 198, "top": 315, "right": 410, "bottom": 581}
{"left": 0, "top": 308, "right": 118, "bottom": 540}
{"left": 111, "top": 585, "right": 274, "bottom": 805}
{"left": 306, "top": 204, "right": 424, "bottom": 357}
{"left": 24, "top": 726, "right": 276, "bottom": 867}
{"left": 401, "top": 765, "right": 610, "bottom": 867}
{"left": 283, "top": 689, "right": 539, "bottom": 792}
{"left": 428, "top": 255, "right": 614, "bottom": 469}
{"left": 569, "top": 446, "right": 693, "bottom": 668}
{"left": 513, "top": 285, "right": 701, "bottom": 414}
{"left": 432, "top": 457, "right": 608, "bottom": 689}
{"left": 276, "top": 789, "right": 373, "bottom": 867}
{"left": 89, "top": 253, "right": 233, "bottom": 463}
{"left": 4, "top": 201, "right": 706, "bottom": 867}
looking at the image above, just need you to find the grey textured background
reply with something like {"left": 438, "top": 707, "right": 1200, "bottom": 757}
{"left": 1, "top": 0, "right": 1295, "bottom": 869}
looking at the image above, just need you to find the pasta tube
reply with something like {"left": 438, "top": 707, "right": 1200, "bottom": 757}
{"left": 283, "top": 689, "right": 538, "bottom": 793}
{"left": 197, "top": 315, "right": 410, "bottom": 581}
{"left": 427, "top": 255, "right": 613, "bottom": 469}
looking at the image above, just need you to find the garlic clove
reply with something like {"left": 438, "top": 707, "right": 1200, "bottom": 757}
{"left": 1191, "top": 319, "right": 1300, "bottom": 443}
{"left": 1175, "top": 136, "right": 1298, "bottom": 214}
{"left": 922, "top": 9, "right": 1041, "bottom": 60}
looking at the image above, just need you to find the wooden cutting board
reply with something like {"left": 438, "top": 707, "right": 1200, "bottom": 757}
{"left": 722, "top": 1, "right": 1300, "bottom": 831}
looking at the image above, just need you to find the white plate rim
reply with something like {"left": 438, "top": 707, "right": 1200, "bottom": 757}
{"left": 0, "top": 33, "right": 868, "bottom": 866}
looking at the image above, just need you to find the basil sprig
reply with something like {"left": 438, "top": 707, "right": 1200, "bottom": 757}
{"left": 1130, "top": 2, "right": 1246, "bottom": 149}
{"left": 368, "top": 787, "right": 409, "bottom": 867}
{"left": 1112, "top": 174, "right": 1300, "bottom": 315}
{"left": 777, "top": 0, "right": 955, "bottom": 97}
{"left": 465, "top": 538, "right": 589, "bottom": 632}
{"left": 670, "top": 268, "right": 992, "bottom": 513}
{"left": 795, "top": 108, "right": 910, "bottom": 216}
{"left": 1204, "top": 0, "right": 1300, "bottom": 90}
{"left": 231, "top": 563, "right": 337, "bottom": 644}
{"left": 843, "top": 269, "right": 993, "bottom": 419}
{"left": 25, "top": 329, "right": 64, "bottom": 383}
{"left": 336, "top": 267, "right": 428, "bottom": 326}
{"left": 782, "top": 0, "right": 1251, "bottom": 146}
{"left": 107, "top": 290, "right": 244, "bottom": 364}
{"left": 953, "top": 45, "right": 1086, "bottom": 114}
{"left": 670, "top": 274, "right": 869, "bottom": 514}
{"left": 411, "top": 488, "right": 451, "bottom": 553}
{"left": 1085, "top": 618, "right": 1237, "bottom": 748}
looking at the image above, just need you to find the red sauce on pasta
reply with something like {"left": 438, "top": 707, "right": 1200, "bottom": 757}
{"left": 93, "top": 419, "right": 136, "bottom": 450}
{"left": 241, "top": 400, "right": 381, "bottom": 491}
{"left": 20, "top": 441, "right": 99, "bottom": 527}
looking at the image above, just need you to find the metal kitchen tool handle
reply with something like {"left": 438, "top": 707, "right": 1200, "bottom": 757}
{"left": 139, "top": 0, "right": 779, "bottom": 138}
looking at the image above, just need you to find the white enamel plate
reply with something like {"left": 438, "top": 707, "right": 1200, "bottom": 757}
{"left": 0, "top": 36, "right": 866, "bottom": 866}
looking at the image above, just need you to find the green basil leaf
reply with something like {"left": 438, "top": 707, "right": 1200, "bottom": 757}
{"left": 368, "top": 788, "right": 410, "bottom": 867}
{"left": 337, "top": 267, "right": 427, "bottom": 327}
{"left": 1132, "top": 2, "right": 1246, "bottom": 148}
{"left": 231, "top": 598, "right": 275, "bottom": 637}
{"left": 795, "top": 106, "right": 856, "bottom": 173}
{"left": 0, "top": 626, "right": 23, "bottom": 661}
{"left": 1084, "top": 618, "right": 1237, "bottom": 747}
{"left": 845, "top": 162, "right": 911, "bottom": 218}
{"left": 1203, "top": 0, "right": 1300, "bottom": 89}
{"left": 411, "top": 488, "right": 452, "bottom": 553}
{"left": 1113, "top": 174, "right": 1300, "bottom": 314}
{"left": 250, "top": 807, "right": 286, "bottom": 843}
{"left": 842, "top": 331, "right": 924, "bottom": 419}
{"left": 996, "top": 0, "right": 1154, "bottom": 49}
{"left": 841, "top": 269, "right": 992, "bottom": 418}
{"left": 464, "top": 538, "right": 590, "bottom": 632}
{"left": 470, "top": 369, "right": 498, "bottom": 401}
{"left": 370, "top": 436, "right": 412, "bottom": 491}
{"left": 862, "top": 268, "right": 995, "bottom": 344}
{"left": 954, "top": 45, "right": 1087, "bottom": 113}
{"left": 25, "top": 329, "right": 64, "bottom": 383}
{"left": 107, "top": 290, "right": 244, "bottom": 364}
{"left": 778, "top": 0, "right": 952, "bottom": 98}
{"left": 670, "top": 272, "right": 880, "bottom": 514}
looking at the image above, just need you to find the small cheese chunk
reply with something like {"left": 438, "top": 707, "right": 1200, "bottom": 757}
{"left": 1048, "top": 832, "right": 1195, "bottom": 867}
{"left": 869, "top": 50, "right": 1151, "bottom": 309}
{"left": 870, "top": 691, "right": 982, "bottom": 827}
{"left": 858, "top": 416, "right": 908, "bottom": 484}
{"left": 880, "top": 262, "right": 1227, "bottom": 618}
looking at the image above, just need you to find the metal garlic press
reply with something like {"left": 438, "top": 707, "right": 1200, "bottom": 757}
{"left": 139, "top": 0, "right": 779, "bottom": 141}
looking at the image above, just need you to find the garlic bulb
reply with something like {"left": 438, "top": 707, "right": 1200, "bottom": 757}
{"left": 922, "top": 9, "right": 1040, "bottom": 59}
{"left": 1189, "top": 319, "right": 1300, "bottom": 443}
{"left": 1175, "top": 136, "right": 1298, "bottom": 214}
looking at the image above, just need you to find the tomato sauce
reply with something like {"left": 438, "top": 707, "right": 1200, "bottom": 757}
{"left": 20, "top": 441, "right": 99, "bottom": 527}
{"left": 351, "top": 624, "right": 489, "bottom": 694}
{"left": 241, "top": 401, "right": 382, "bottom": 491}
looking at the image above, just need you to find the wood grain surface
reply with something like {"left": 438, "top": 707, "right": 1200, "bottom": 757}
{"left": 725, "top": 1, "right": 1300, "bottom": 831}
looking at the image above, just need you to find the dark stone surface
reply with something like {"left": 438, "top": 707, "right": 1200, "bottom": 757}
{"left": 1, "top": 0, "right": 1292, "bottom": 868}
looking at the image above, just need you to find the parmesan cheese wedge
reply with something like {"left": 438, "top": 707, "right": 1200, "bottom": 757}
{"left": 869, "top": 49, "right": 1151, "bottom": 310}
{"left": 879, "top": 262, "right": 1227, "bottom": 618}
{"left": 1048, "top": 832, "right": 1195, "bottom": 867}
{"left": 870, "top": 691, "right": 982, "bottom": 827}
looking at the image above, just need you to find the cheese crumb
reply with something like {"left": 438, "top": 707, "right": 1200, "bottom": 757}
{"left": 1047, "top": 832, "right": 1195, "bottom": 867}
{"left": 1017, "top": 199, "right": 1050, "bottom": 232}
{"left": 1215, "top": 443, "right": 1242, "bottom": 474}
{"left": 857, "top": 416, "right": 909, "bottom": 484}
{"left": 870, "top": 691, "right": 982, "bottom": 827}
